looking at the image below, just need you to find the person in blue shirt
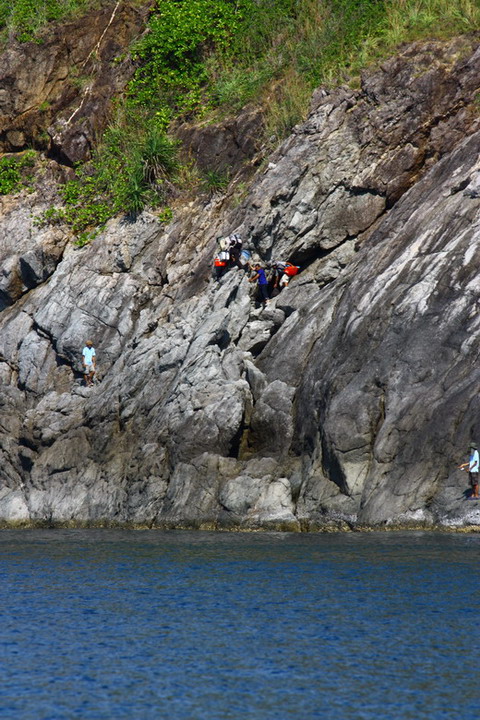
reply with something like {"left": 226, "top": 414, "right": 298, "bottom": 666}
{"left": 458, "top": 442, "right": 479, "bottom": 498}
{"left": 248, "top": 263, "right": 269, "bottom": 306}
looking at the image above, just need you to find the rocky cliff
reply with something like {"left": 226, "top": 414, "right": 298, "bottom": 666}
{"left": 1, "top": 30, "right": 480, "bottom": 529}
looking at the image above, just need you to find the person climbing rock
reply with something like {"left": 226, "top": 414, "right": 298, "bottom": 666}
{"left": 213, "top": 255, "right": 227, "bottom": 282}
{"left": 82, "top": 340, "right": 96, "bottom": 386}
{"left": 271, "top": 260, "right": 300, "bottom": 291}
{"left": 213, "top": 253, "right": 229, "bottom": 281}
{"left": 458, "top": 442, "right": 479, "bottom": 498}
{"left": 248, "top": 263, "right": 269, "bottom": 306}
{"left": 228, "top": 233, "right": 243, "bottom": 268}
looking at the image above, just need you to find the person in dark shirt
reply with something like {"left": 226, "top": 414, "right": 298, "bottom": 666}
{"left": 248, "top": 263, "right": 269, "bottom": 306}
{"left": 228, "top": 234, "right": 243, "bottom": 268}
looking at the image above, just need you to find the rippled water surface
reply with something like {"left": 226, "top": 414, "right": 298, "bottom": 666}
{"left": 1, "top": 530, "right": 479, "bottom": 719}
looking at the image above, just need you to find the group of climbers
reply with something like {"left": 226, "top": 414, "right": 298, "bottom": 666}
{"left": 213, "top": 234, "right": 300, "bottom": 305}
{"left": 213, "top": 234, "right": 250, "bottom": 280}
{"left": 248, "top": 260, "right": 300, "bottom": 305}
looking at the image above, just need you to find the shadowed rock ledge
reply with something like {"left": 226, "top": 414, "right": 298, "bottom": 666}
{"left": 1, "top": 35, "right": 480, "bottom": 530}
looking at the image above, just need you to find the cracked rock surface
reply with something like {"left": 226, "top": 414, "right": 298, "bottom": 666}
{"left": 1, "top": 36, "right": 480, "bottom": 529}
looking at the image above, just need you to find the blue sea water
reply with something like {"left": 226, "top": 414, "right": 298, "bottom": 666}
{"left": 0, "top": 529, "right": 479, "bottom": 720}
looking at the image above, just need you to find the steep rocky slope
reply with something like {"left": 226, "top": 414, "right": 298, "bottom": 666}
{"left": 1, "top": 34, "right": 479, "bottom": 529}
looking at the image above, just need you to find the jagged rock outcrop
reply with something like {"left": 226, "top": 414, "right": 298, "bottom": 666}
{"left": 1, "top": 35, "right": 480, "bottom": 529}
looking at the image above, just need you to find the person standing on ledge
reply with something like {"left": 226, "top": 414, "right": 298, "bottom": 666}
{"left": 248, "top": 263, "right": 269, "bottom": 306}
{"left": 82, "top": 339, "right": 96, "bottom": 386}
{"left": 458, "top": 442, "right": 479, "bottom": 498}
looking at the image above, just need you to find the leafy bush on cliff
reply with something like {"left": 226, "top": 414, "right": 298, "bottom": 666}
{"left": 38, "top": 118, "right": 178, "bottom": 244}
{"left": 0, "top": 151, "right": 35, "bottom": 194}
{"left": 130, "top": 0, "right": 479, "bottom": 123}
{"left": 130, "top": 0, "right": 298, "bottom": 116}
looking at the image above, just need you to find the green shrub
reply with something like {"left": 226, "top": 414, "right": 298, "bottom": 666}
{"left": 201, "top": 169, "right": 230, "bottom": 194}
{"left": 131, "top": 0, "right": 247, "bottom": 113}
{"left": 129, "top": 1, "right": 302, "bottom": 114}
{"left": 38, "top": 113, "right": 179, "bottom": 241}
{"left": 128, "top": 0, "right": 480, "bottom": 137}
{"left": 0, "top": 151, "right": 35, "bottom": 195}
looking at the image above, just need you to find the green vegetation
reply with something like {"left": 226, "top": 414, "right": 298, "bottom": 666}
{"left": 5, "top": 0, "right": 478, "bottom": 240}
{"left": 37, "top": 112, "right": 179, "bottom": 244}
{"left": 201, "top": 169, "right": 231, "bottom": 195}
{"left": 0, "top": 151, "right": 35, "bottom": 195}
{"left": 129, "top": 0, "right": 480, "bottom": 127}
{"left": 0, "top": 0, "right": 97, "bottom": 43}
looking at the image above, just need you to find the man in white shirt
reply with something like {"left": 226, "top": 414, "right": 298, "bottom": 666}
{"left": 82, "top": 340, "right": 96, "bottom": 386}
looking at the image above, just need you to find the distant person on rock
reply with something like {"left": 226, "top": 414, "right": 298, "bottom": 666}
{"left": 213, "top": 254, "right": 228, "bottom": 281}
{"left": 458, "top": 442, "right": 479, "bottom": 498}
{"left": 248, "top": 263, "right": 269, "bottom": 306}
{"left": 228, "top": 233, "right": 243, "bottom": 268}
{"left": 272, "top": 260, "right": 300, "bottom": 291}
{"left": 82, "top": 340, "right": 96, "bottom": 386}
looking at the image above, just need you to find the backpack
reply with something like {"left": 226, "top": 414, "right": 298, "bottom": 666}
{"left": 284, "top": 263, "right": 299, "bottom": 277}
{"left": 238, "top": 249, "right": 251, "bottom": 266}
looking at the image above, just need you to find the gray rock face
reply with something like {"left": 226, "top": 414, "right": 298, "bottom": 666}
{"left": 1, "top": 37, "right": 480, "bottom": 529}
{"left": 176, "top": 104, "right": 264, "bottom": 176}
{"left": 292, "top": 129, "right": 480, "bottom": 527}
